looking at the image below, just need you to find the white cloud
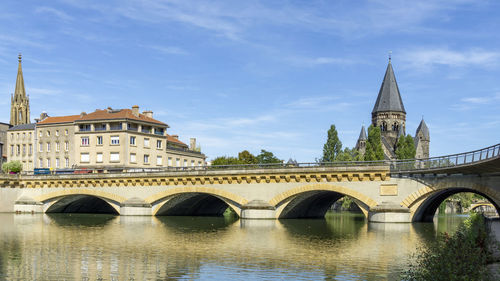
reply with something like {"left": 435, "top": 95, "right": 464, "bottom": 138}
{"left": 400, "top": 48, "right": 500, "bottom": 70}
{"left": 141, "top": 44, "right": 188, "bottom": 56}
{"left": 35, "top": 6, "right": 73, "bottom": 21}
{"left": 286, "top": 56, "right": 356, "bottom": 67}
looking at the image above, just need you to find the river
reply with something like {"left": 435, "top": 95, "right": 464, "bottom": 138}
{"left": 0, "top": 212, "right": 468, "bottom": 280}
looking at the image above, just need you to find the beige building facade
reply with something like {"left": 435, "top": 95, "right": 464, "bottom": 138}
{"left": 9, "top": 106, "right": 205, "bottom": 171}
{"left": 6, "top": 124, "right": 35, "bottom": 171}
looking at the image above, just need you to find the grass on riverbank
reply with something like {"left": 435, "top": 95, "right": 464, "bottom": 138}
{"left": 402, "top": 213, "right": 498, "bottom": 281}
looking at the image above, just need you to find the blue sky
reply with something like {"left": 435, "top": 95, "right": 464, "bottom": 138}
{"left": 1, "top": 0, "right": 499, "bottom": 162}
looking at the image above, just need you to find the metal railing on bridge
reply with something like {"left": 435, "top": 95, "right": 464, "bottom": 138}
{"left": 7, "top": 143, "right": 500, "bottom": 176}
{"left": 389, "top": 143, "right": 500, "bottom": 173}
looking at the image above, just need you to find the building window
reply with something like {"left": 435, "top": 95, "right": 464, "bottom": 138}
{"left": 144, "top": 154, "right": 149, "bottom": 164}
{"left": 198, "top": 161, "right": 202, "bottom": 167}
{"left": 65, "top": 141, "right": 69, "bottom": 151}
{"left": 130, "top": 153, "right": 136, "bottom": 163}
{"left": 65, "top": 129, "right": 68, "bottom": 135}
{"left": 16, "top": 145, "right": 20, "bottom": 156}
{"left": 56, "top": 142, "right": 60, "bottom": 152}
{"left": 80, "top": 153, "right": 90, "bottom": 163}
{"left": 22, "top": 144, "right": 26, "bottom": 155}
{"left": 110, "top": 152, "right": 120, "bottom": 162}
{"left": 130, "top": 136, "right": 136, "bottom": 145}
{"left": 39, "top": 131, "right": 43, "bottom": 138}
{"left": 144, "top": 138, "right": 150, "bottom": 147}
{"left": 81, "top": 137, "right": 89, "bottom": 146}
{"left": 47, "top": 131, "right": 50, "bottom": 137}
{"left": 96, "top": 153, "right": 103, "bottom": 163}
{"left": 16, "top": 133, "right": 19, "bottom": 139}
{"left": 110, "top": 136, "right": 119, "bottom": 145}
{"left": 176, "top": 158, "right": 180, "bottom": 167}
{"left": 156, "top": 156, "right": 162, "bottom": 165}
{"left": 55, "top": 158, "right": 60, "bottom": 168}
{"left": 65, "top": 158, "right": 69, "bottom": 168}
{"left": 10, "top": 145, "right": 13, "bottom": 156}
{"left": 55, "top": 130, "right": 59, "bottom": 136}
{"left": 47, "top": 158, "right": 51, "bottom": 168}
{"left": 191, "top": 160, "right": 195, "bottom": 167}
{"left": 29, "top": 132, "right": 31, "bottom": 138}
{"left": 168, "top": 157, "right": 172, "bottom": 166}
{"left": 22, "top": 133, "right": 25, "bottom": 139}
{"left": 39, "top": 142, "right": 43, "bottom": 152}
{"left": 184, "top": 159, "right": 187, "bottom": 167}
{"left": 10, "top": 133, "right": 13, "bottom": 140}
{"left": 29, "top": 144, "right": 32, "bottom": 155}
{"left": 156, "top": 140, "right": 162, "bottom": 149}
{"left": 97, "top": 136, "right": 103, "bottom": 145}
{"left": 79, "top": 124, "right": 91, "bottom": 132}
{"left": 47, "top": 142, "right": 51, "bottom": 152}
{"left": 39, "top": 158, "right": 43, "bottom": 168}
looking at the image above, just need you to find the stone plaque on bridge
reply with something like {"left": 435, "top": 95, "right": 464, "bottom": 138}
{"left": 380, "top": 184, "right": 398, "bottom": 196}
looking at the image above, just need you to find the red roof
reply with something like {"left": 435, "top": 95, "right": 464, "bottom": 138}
{"left": 37, "top": 115, "right": 82, "bottom": 125}
{"left": 78, "top": 109, "right": 167, "bottom": 126}
{"left": 166, "top": 134, "right": 187, "bottom": 147}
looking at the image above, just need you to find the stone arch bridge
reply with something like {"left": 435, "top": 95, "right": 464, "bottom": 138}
{"left": 1, "top": 143, "right": 499, "bottom": 223}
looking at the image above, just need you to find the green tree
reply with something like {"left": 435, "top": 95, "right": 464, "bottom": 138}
{"left": 256, "top": 149, "right": 282, "bottom": 164}
{"left": 322, "top": 124, "right": 342, "bottom": 162}
{"left": 335, "top": 147, "right": 363, "bottom": 162}
{"left": 2, "top": 160, "right": 22, "bottom": 173}
{"left": 396, "top": 134, "right": 416, "bottom": 160}
{"left": 238, "top": 150, "right": 257, "bottom": 164}
{"left": 211, "top": 156, "right": 242, "bottom": 166}
{"left": 364, "top": 125, "right": 385, "bottom": 161}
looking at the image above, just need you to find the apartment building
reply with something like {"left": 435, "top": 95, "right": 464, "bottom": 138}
{"left": 7, "top": 106, "right": 206, "bottom": 171}
{"left": 6, "top": 123, "right": 35, "bottom": 171}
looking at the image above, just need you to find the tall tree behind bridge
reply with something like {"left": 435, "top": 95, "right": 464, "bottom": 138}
{"left": 364, "top": 125, "right": 385, "bottom": 161}
{"left": 322, "top": 125, "right": 342, "bottom": 162}
{"left": 395, "top": 135, "right": 416, "bottom": 160}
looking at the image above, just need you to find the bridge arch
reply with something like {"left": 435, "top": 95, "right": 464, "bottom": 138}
{"left": 34, "top": 189, "right": 126, "bottom": 214}
{"left": 401, "top": 183, "right": 500, "bottom": 222}
{"left": 145, "top": 187, "right": 248, "bottom": 216}
{"left": 269, "top": 184, "right": 378, "bottom": 219}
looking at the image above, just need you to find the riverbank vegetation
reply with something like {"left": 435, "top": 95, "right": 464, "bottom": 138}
{"left": 402, "top": 213, "right": 497, "bottom": 280}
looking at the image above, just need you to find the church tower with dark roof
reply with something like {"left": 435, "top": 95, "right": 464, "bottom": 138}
{"left": 10, "top": 54, "right": 30, "bottom": 126}
{"left": 371, "top": 58, "right": 407, "bottom": 159}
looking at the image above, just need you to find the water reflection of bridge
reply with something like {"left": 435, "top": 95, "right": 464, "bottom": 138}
{"left": 0, "top": 213, "right": 455, "bottom": 280}
{"left": 0, "top": 143, "right": 499, "bottom": 223}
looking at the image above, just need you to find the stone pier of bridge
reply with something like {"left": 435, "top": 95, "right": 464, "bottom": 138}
{"left": 1, "top": 165, "right": 499, "bottom": 223}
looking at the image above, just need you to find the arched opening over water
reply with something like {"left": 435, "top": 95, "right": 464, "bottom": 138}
{"left": 277, "top": 191, "right": 365, "bottom": 219}
{"left": 155, "top": 193, "right": 238, "bottom": 217}
{"left": 412, "top": 188, "right": 500, "bottom": 222}
{"left": 45, "top": 195, "right": 119, "bottom": 215}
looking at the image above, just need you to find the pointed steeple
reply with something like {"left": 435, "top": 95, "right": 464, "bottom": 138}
{"left": 416, "top": 118, "right": 430, "bottom": 141}
{"left": 14, "top": 53, "right": 26, "bottom": 101}
{"left": 10, "top": 53, "right": 30, "bottom": 125}
{"left": 372, "top": 59, "right": 406, "bottom": 114}
{"left": 397, "top": 124, "right": 405, "bottom": 138}
{"left": 358, "top": 125, "right": 367, "bottom": 141}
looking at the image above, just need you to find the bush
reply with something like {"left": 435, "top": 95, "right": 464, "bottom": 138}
{"left": 2, "top": 160, "right": 23, "bottom": 174}
{"left": 402, "top": 213, "right": 495, "bottom": 280}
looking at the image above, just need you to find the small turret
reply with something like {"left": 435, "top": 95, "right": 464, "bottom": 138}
{"left": 415, "top": 118, "right": 430, "bottom": 159}
{"left": 355, "top": 125, "right": 367, "bottom": 156}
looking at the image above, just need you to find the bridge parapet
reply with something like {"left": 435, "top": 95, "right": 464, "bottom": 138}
{"left": 0, "top": 165, "right": 390, "bottom": 188}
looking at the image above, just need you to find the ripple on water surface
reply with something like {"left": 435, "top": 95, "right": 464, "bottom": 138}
{"left": 0, "top": 212, "right": 467, "bottom": 280}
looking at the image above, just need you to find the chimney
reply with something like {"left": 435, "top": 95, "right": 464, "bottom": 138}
{"left": 142, "top": 110, "right": 153, "bottom": 118}
{"left": 172, "top": 135, "right": 179, "bottom": 140}
{"left": 80, "top": 112, "right": 87, "bottom": 118}
{"left": 190, "top": 138, "right": 196, "bottom": 150}
{"left": 132, "top": 105, "right": 139, "bottom": 117}
{"left": 40, "top": 111, "right": 48, "bottom": 120}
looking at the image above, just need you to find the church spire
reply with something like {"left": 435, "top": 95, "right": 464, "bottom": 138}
{"left": 10, "top": 53, "right": 30, "bottom": 125}
{"left": 371, "top": 59, "right": 406, "bottom": 114}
